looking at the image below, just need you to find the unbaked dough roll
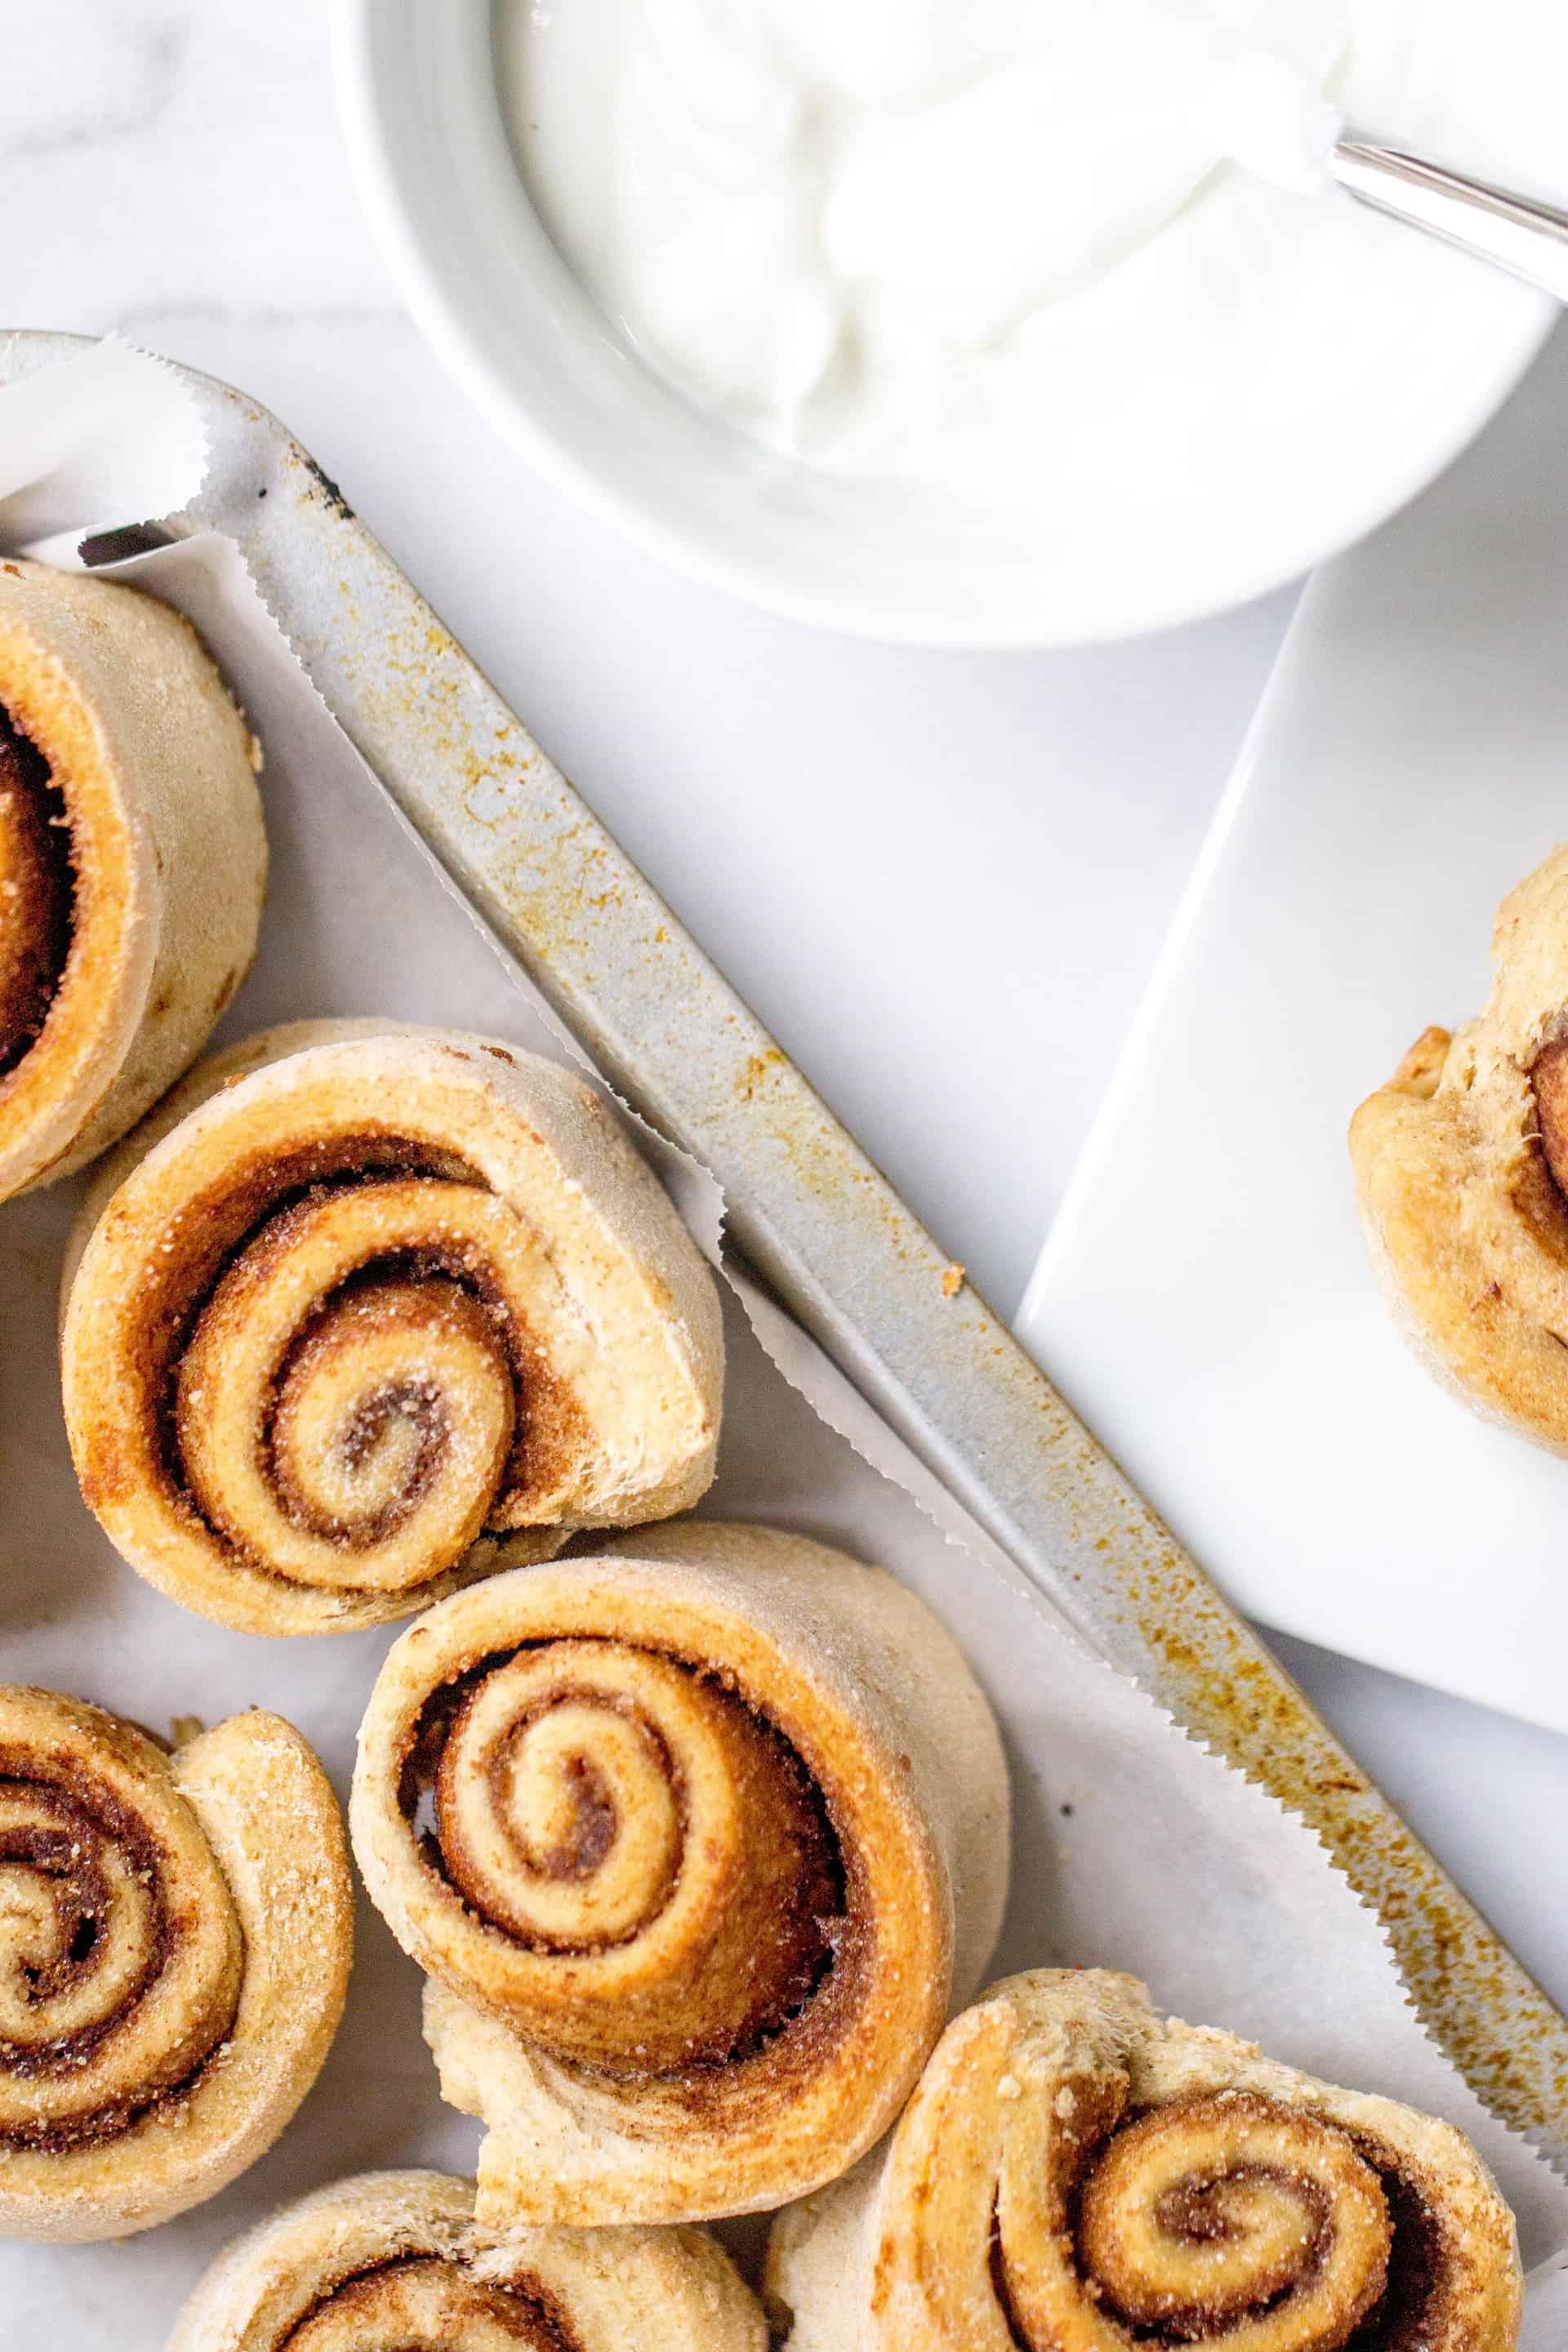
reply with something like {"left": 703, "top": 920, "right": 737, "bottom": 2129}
{"left": 351, "top": 1521, "right": 1010, "bottom": 2225}
{"left": 768, "top": 1967, "right": 1522, "bottom": 2352}
{"left": 168, "top": 2169, "right": 767, "bottom": 2352}
{"left": 1350, "top": 846, "right": 1568, "bottom": 1453}
{"left": 60, "top": 1021, "right": 724, "bottom": 1635}
{"left": 0, "top": 1684, "right": 351, "bottom": 2241}
{"left": 0, "top": 559, "right": 265, "bottom": 1198}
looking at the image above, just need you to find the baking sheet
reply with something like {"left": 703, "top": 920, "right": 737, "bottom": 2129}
{"left": 2, "top": 345, "right": 1566, "bottom": 2348}
{"left": 96, "top": 324, "right": 1565, "bottom": 2149}
{"left": 1017, "top": 323, "right": 1568, "bottom": 1738}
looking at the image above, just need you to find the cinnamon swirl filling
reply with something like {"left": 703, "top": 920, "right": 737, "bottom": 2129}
{"left": 0, "top": 706, "right": 73, "bottom": 1081}
{"left": 0, "top": 1686, "right": 352, "bottom": 2243}
{"left": 1347, "top": 848, "right": 1568, "bottom": 1459}
{"left": 1058, "top": 2095, "right": 1393, "bottom": 2349}
{"left": 167, "top": 1172, "right": 560, "bottom": 1597}
{"left": 0, "top": 1697, "right": 241, "bottom": 2155}
{"left": 62, "top": 1026, "right": 724, "bottom": 1635}
{"left": 353, "top": 1526, "right": 1009, "bottom": 2228}
{"left": 166, "top": 2170, "right": 769, "bottom": 2352}
{"left": 1530, "top": 1031, "right": 1568, "bottom": 1205}
{"left": 280, "top": 2257, "right": 577, "bottom": 2352}
{"left": 766, "top": 1970, "right": 1523, "bottom": 2352}
{"left": 406, "top": 1637, "right": 843, "bottom": 2077}
{"left": 0, "top": 560, "right": 268, "bottom": 1203}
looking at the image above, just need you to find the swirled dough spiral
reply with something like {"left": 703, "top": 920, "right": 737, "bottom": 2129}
{"left": 767, "top": 1968, "right": 1522, "bottom": 2352}
{"left": 1349, "top": 845, "right": 1568, "bottom": 1453}
{"left": 167, "top": 2170, "right": 767, "bottom": 2352}
{"left": 351, "top": 1521, "right": 1010, "bottom": 2225}
{"left": 0, "top": 705, "right": 70, "bottom": 1076}
{"left": 60, "top": 1021, "right": 724, "bottom": 1634}
{"left": 0, "top": 559, "right": 265, "bottom": 1199}
{"left": 0, "top": 1685, "right": 352, "bottom": 2239}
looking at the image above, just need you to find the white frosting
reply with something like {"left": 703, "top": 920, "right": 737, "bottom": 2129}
{"left": 500, "top": 0, "right": 1564, "bottom": 505}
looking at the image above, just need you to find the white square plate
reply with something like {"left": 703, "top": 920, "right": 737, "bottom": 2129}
{"left": 1018, "top": 324, "right": 1568, "bottom": 1735}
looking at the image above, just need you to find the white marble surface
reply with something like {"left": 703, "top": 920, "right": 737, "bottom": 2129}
{"left": 2, "top": 0, "right": 1564, "bottom": 2069}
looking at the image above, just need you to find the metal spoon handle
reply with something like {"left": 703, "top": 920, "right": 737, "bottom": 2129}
{"left": 1333, "top": 136, "right": 1568, "bottom": 303}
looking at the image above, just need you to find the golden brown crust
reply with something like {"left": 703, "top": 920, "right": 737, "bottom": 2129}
{"left": 1350, "top": 847, "right": 1568, "bottom": 1451}
{"left": 60, "top": 1020, "right": 724, "bottom": 1635}
{"left": 0, "top": 1686, "right": 352, "bottom": 2240}
{"left": 351, "top": 1522, "right": 1010, "bottom": 2225}
{"left": 0, "top": 559, "right": 265, "bottom": 1198}
{"left": 167, "top": 2170, "right": 768, "bottom": 2351}
{"left": 767, "top": 1968, "right": 1522, "bottom": 2352}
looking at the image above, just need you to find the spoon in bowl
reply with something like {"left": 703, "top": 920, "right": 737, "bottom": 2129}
{"left": 1330, "top": 139, "right": 1568, "bottom": 301}
{"left": 1212, "top": 47, "right": 1568, "bottom": 305}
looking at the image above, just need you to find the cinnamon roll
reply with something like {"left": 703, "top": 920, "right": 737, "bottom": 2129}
{"left": 1350, "top": 846, "right": 1568, "bottom": 1452}
{"left": 60, "top": 1021, "right": 724, "bottom": 1635}
{"left": 167, "top": 2170, "right": 767, "bottom": 2352}
{"left": 767, "top": 1967, "right": 1522, "bottom": 2352}
{"left": 0, "top": 559, "right": 265, "bottom": 1199}
{"left": 0, "top": 1684, "right": 352, "bottom": 2240}
{"left": 350, "top": 1521, "right": 1010, "bottom": 2225}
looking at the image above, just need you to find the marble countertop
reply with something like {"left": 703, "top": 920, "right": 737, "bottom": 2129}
{"left": 7, "top": 0, "right": 1564, "bottom": 2064}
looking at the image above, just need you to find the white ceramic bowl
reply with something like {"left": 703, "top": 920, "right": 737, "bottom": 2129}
{"left": 335, "top": 1, "right": 1552, "bottom": 649}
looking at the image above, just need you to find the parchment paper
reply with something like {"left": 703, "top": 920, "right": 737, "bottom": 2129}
{"left": 2, "top": 344, "right": 1564, "bottom": 2348}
